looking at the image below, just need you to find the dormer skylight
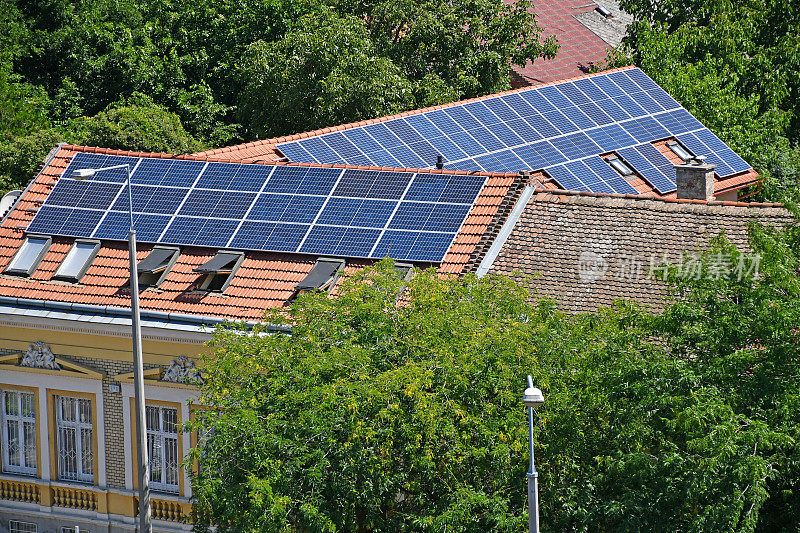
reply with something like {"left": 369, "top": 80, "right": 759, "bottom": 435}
{"left": 607, "top": 155, "right": 635, "bottom": 177}
{"left": 137, "top": 246, "right": 180, "bottom": 288}
{"left": 4, "top": 235, "right": 51, "bottom": 276}
{"left": 667, "top": 140, "right": 694, "bottom": 162}
{"left": 295, "top": 258, "right": 345, "bottom": 295}
{"left": 53, "top": 240, "right": 100, "bottom": 282}
{"left": 193, "top": 251, "right": 244, "bottom": 292}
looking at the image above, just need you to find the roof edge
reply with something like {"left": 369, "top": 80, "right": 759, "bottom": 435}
{"left": 195, "top": 65, "right": 639, "bottom": 157}
{"left": 58, "top": 144, "right": 524, "bottom": 179}
{"left": 534, "top": 187, "right": 786, "bottom": 209}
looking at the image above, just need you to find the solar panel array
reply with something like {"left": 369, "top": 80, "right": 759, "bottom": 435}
{"left": 27, "top": 153, "right": 486, "bottom": 263}
{"left": 277, "top": 68, "right": 752, "bottom": 195}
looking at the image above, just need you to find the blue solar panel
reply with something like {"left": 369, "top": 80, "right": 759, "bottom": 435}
{"left": 546, "top": 165, "right": 586, "bottom": 191}
{"left": 277, "top": 141, "right": 317, "bottom": 164}
{"left": 162, "top": 160, "right": 205, "bottom": 188}
{"left": 618, "top": 145, "right": 676, "bottom": 194}
{"left": 29, "top": 153, "right": 485, "bottom": 263}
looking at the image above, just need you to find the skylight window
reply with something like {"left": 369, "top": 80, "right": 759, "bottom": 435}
{"left": 193, "top": 251, "right": 244, "bottom": 292}
{"left": 607, "top": 155, "right": 635, "bottom": 176}
{"left": 137, "top": 246, "right": 179, "bottom": 288}
{"left": 395, "top": 262, "right": 413, "bottom": 280}
{"left": 295, "top": 258, "right": 345, "bottom": 295}
{"left": 5, "top": 235, "right": 51, "bottom": 276}
{"left": 53, "top": 240, "right": 100, "bottom": 282}
{"left": 667, "top": 140, "right": 694, "bottom": 162}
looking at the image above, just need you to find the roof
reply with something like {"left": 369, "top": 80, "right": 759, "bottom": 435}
{"left": 0, "top": 145, "right": 520, "bottom": 321}
{"left": 508, "top": 0, "right": 631, "bottom": 87}
{"left": 192, "top": 67, "right": 759, "bottom": 199}
{"left": 488, "top": 189, "right": 793, "bottom": 312}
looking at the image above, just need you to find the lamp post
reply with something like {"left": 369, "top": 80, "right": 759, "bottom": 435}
{"left": 523, "top": 375, "right": 544, "bottom": 533}
{"left": 73, "top": 165, "right": 152, "bottom": 533}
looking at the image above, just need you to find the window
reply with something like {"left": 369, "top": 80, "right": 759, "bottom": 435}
{"left": 607, "top": 155, "right": 635, "bottom": 176}
{"left": 136, "top": 246, "right": 179, "bottom": 288}
{"left": 55, "top": 396, "right": 93, "bottom": 483}
{"left": 295, "top": 258, "right": 345, "bottom": 295}
{"left": 193, "top": 251, "right": 244, "bottom": 292}
{"left": 53, "top": 240, "right": 100, "bottom": 282}
{"left": 395, "top": 262, "right": 412, "bottom": 280}
{"left": 1, "top": 390, "right": 36, "bottom": 476}
{"left": 667, "top": 140, "right": 694, "bottom": 162}
{"left": 4, "top": 236, "right": 51, "bottom": 276}
{"left": 9, "top": 520, "right": 37, "bottom": 533}
{"left": 147, "top": 405, "right": 179, "bottom": 493}
{"left": 61, "top": 527, "right": 89, "bottom": 533}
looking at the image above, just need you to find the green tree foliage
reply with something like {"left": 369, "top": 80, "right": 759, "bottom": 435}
{"left": 191, "top": 219, "right": 800, "bottom": 532}
{"left": 75, "top": 94, "right": 203, "bottom": 154}
{"left": 238, "top": 10, "right": 415, "bottom": 138}
{"left": 617, "top": 0, "right": 800, "bottom": 202}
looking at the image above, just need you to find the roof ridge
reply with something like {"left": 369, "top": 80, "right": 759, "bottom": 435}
{"left": 534, "top": 187, "right": 786, "bottom": 209}
{"left": 194, "top": 65, "right": 638, "bottom": 156}
{"left": 59, "top": 145, "right": 524, "bottom": 178}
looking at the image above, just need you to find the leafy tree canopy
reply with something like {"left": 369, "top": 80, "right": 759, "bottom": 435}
{"left": 191, "top": 213, "right": 800, "bottom": 532}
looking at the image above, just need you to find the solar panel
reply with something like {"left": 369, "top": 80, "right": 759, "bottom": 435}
{"left": 278, "top": 68, "right": 753, "bottom": 192}
{"left": 27, "top": 153, "right": 485, "bottom": 263}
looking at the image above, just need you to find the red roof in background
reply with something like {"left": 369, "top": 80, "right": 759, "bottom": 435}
{"left": 0, "top": 145, "right": 521, "bottom": 320}
{"left": 508, "top": 0, "right": 614, "bottom": 87}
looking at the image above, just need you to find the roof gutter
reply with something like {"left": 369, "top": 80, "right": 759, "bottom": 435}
{"left": 476, "top": 183, "right": 537, "bottom": 277}
{"left": 0, "top": 295, "right": 292, "bottom": 333}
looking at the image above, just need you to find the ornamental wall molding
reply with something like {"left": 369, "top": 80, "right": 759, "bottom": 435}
{"left": 161, "top": 356, "right": 204, "bottom": 385}
{"left": 20, "top": 341, "right": 60, "bottom": 370}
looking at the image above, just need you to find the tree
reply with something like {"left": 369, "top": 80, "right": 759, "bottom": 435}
{"left": 237, "top": 10, "right": 415, "bottom": 138}
{"left": 616, "top": 0, "right": 800, "bottom": 202}
{"left": 190, "top": 242, "right": 798, "bottom": 531}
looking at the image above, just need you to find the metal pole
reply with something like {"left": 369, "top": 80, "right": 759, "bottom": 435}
{"left": 527, "top": 375, "right": 539, "bottom": 533}
{"left": 127, "top": 165, "right": 152, "bottom": 533}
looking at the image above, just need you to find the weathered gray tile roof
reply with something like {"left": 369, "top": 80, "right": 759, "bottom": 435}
{"left": 489, "top": 190, "right": 794, "bottom": 312}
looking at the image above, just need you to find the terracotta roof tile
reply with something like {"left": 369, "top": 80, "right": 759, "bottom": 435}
{"left": 0, "top": 146, "right": 517, "bottom": 320}
{"left": 489, "top": 189, "right": 795, "bottom": 313}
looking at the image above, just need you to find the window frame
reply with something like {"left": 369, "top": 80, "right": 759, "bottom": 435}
{"left": 9, "top": 520, "right": 38, "bottom": 533}
{"left": 146, "top": 404, "right": 180, "bottom": 494}
{"left": 131, "top": 399, "right": 185, "bottom": 495}
{"left": 606, "top": 155, "right": 635, "bottom": 177}
{"left": 195, "top": 251, "right": 244, "bottom": 293}
{"left": 136, "top": 245, "right": 180, "bottom": 289}
{"left": 51, "top": 392, "right": 96, "bottom": 484}
{"left": 0, "top": 386, "right": 38, "bottom": 476}
{"left": 4, "top": 235, "right": 51, "bottom": 277}
{"left": 666, "top": 140, "right": 694, "bottom": 162}
{"left": 294, "top": 258, "right": 345, "bottom": 297}
{"left": 52, "top": 239, "right": 100, "bottom": 283}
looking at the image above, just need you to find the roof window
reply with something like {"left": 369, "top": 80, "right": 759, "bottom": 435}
{"left": 193, "top": 251, "right": 244, "bottom": 292}
{"left": 137, "top": 246, "right": 180, "bottom": 288}
{"left": 607, "top": 155, "right": 635, "bottom": 176}
{"left": 4, "top": 235, "right": 51, "bottom": 276}
{"left": 395, "top": 262, "right": 413, "bottom": 280}
{"left": 53, "top": 240, "right": 100, "bottom": 282}
{"left": 667, "top": 140, "right": 694, "bottom": 162}
{"left": 295, "top": 258, "right": 345, "bottom": 295}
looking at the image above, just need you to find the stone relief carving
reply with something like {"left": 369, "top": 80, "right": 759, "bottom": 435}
{"left": 20, "top": 341, "right": 61, "bottom": 370}
{"left": 161, "top": 356, "right": 204, "bottom": 385}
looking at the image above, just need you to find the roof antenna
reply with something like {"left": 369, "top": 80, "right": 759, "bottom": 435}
{"left": 436, "top": 155, "right": 444, "bottom": 170}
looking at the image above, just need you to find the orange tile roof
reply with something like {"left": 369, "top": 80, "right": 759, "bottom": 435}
{"left": 0, "top": 145, "right": 520, "bottom": 320}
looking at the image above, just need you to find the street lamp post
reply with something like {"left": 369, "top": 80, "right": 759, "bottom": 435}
{"left": 73, "top": 165, "right": 152, "bottom": 533}
{"left": 523, "top": 375, "right": 544, "bottom": 533}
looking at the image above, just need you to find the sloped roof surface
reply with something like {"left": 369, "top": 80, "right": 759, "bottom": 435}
{"left": 488, "top": 190, "right": 793, "bottom": 312}
{"left": 0, "top": 146, "right": 519, "bottom": 320}
{"left": 508, "top": 0, "right": 631, "bottom": 87}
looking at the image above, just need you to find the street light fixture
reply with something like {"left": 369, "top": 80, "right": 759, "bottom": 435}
{"left": 523, "top": 375, "right": 544, "bottom": 533}
{"left": 73, "top": 164, "right": 152, "bottom": 533}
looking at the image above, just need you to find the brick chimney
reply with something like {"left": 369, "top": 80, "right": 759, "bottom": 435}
{"left": 675, "top": 157, "right": 715, "bottom": 200}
